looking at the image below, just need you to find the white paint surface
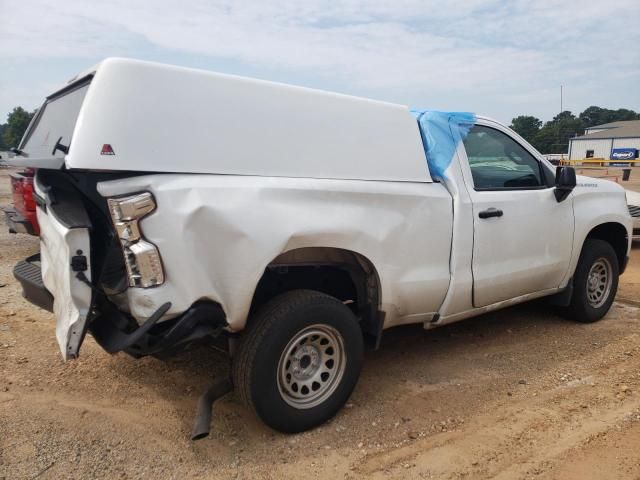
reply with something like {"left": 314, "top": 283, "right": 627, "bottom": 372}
{"left": 36, "top": 183, "right": 92, "bottom": 360}
{"left": 67, "top": 58, "right": 430, "bottom": 183}
{"left": 97, "top": 175, "right": 453, "bottom": 330}
{"left": 14, "top": 59, "right": 635, "bottom": 360}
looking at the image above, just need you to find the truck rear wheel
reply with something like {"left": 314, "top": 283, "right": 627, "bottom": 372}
{"left": 563, "top": 239, "right": 619, "bottom": 323}
{"left": 232, "top": 290, "right": 363, "bottom": 432}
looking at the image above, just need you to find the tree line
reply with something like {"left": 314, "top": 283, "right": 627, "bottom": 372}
{"left": 1, "top": 104, "right": 639, "bottom": 155}
{"left": 510, "top": 106, "right": 640, "bottom": 154}
{"left": 0, "top": 107, "right": 36, "bottom": 151}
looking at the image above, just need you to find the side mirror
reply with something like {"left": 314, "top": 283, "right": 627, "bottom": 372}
{"left": 554, "top": 166, "right": 576, "bottom": 202}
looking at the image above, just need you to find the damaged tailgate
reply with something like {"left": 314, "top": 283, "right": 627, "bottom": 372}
{"left": 35, "top": 172, "right": 93, "bottom": 359}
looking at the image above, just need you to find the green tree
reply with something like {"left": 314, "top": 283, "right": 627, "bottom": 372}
{"left": 578, "top": 106, "right": 611, "bottom": 127}
{"left": 531, "top": 127, "right": 558, "bottom": 154}
{"left": 510, "top": 115, "right": 542, "bottom": 143}
{"left": 531, "top": 111, "right": 584, "bottom": 154}
{"left": 579, "top": 106, "right": 640, "bottom": 127}
{"left": 2, "top": 107, "right": 35, "bottom": 149}
{"left": 612, "top": 108, "right": 640, "bottom": 122}
{"left": 0, "top": 123, "right": 6, "bottom": 150}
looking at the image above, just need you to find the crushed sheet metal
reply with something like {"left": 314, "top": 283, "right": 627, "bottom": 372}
{"left": 97, "top": 174, "right": 454, "bottom": 331}
{"left": 38, "top": 210, "right": 92, "bottom": 359}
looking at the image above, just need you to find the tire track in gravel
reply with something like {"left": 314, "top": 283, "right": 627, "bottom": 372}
{"left": 354, "top": 314, "right": 640, "bottom": 479}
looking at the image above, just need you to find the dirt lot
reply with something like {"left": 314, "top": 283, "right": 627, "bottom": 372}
{"left": 1, "top": 167, "right": 639, "bottom": 480}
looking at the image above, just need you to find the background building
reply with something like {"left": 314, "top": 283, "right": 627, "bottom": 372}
{"left": 568, "top": 120, "right": 640, "bottom": 161}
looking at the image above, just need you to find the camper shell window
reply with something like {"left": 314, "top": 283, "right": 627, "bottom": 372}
{"left": 20, "top": 77, "right": 92, "bottom": 158}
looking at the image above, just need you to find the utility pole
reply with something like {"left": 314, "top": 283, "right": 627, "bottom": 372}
{"left": 557, "top": 85, "right": 563, "bottom": 154}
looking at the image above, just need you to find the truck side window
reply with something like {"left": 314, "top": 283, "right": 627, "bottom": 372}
{"left": 463, "top": 125, "right": 544, "bottom": 190}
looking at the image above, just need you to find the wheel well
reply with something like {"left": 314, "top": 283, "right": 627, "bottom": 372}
{"left": 585, "top": 222, "right": 628, "bottom": 271}
{"left": 250, "top": 248, "right": 382, "bottom": 341}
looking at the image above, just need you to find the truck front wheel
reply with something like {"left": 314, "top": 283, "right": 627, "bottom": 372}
{"left": 563, "top": 239, "right": 619, "bottom": 323}
{"left": 232, "top": 290, "right": 364, "bottom": 432}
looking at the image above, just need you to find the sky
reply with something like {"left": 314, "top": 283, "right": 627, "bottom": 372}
{"left": 1, "top": 0, "right": 639, "bottom": 125}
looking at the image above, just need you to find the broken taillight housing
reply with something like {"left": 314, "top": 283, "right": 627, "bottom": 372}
{"left": 107, "top": 192, "right": 164, "bottom": 288}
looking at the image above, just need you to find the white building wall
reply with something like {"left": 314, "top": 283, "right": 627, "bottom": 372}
{"left": 612, "top": 137, "right": 640, "bottom": 150}
{"left": 569, "top": 138, "right": 613, "bottom": 160}
{"left": 569, "top": 137, "right": 640, "bottom": 161}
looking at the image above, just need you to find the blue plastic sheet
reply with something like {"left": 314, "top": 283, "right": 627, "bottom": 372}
{"left": 411, "top": 110, "right": 476, "bottom": 180}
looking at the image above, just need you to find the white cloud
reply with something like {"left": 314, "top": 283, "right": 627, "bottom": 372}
{"left": 0, "top": 0, "right": 639, "bottom": 121}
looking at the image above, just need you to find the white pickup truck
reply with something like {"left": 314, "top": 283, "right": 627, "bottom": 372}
{"left": 9, "top": 58, "right": 632, "bottom": 435}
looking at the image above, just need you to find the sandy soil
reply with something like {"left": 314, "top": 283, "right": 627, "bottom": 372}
{"left": 1, "top": 167, "right": 639, "bottom": 480}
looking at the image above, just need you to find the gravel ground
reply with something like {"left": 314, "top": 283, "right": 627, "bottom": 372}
{"left": 1, "top": 167, "right": 639, "bottom": 479}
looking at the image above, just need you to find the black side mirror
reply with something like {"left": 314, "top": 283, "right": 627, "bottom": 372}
{"left": 554, "top": 166, "right": 576, "bottom": 202}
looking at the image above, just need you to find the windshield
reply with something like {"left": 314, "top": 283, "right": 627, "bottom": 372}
{"left": 20, "top": 79, "right": 91, "bottom": 158}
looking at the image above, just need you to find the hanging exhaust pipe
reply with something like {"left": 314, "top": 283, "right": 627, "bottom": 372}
{"left": 191, "top": 377, "right": 233, "bottom": 440}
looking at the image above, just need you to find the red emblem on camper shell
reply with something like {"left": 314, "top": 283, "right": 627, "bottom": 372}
{"left": 101, "top": 144, "right": 115, "bottom": 155}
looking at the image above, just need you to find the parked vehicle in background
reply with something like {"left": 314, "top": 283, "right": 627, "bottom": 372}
{"left": 8, "top": 58, "right": 633, "bottom": 434}
{"left": 542, "top": 153, "right": 568, "bottom": 165}
{"left": 0, "top": 151, "right": 16, "bottom": 164}
{"left": 3, "top": 168, "right": 39, "bottom": 235}
{"left": 626, "top": 189, "right": 640, "bottom": 239}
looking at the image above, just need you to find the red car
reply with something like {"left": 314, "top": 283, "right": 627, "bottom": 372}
{"left": 3, "top": 168, "right": 39, "bottom": 235}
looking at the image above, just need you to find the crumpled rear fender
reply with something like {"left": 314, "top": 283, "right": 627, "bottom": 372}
{"left": 97, "top": 174, "right": 453, "bottom": 331}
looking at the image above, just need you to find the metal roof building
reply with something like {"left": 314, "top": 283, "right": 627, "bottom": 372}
{"left": 569, "top": 120, "right": 640, "bottom": 161}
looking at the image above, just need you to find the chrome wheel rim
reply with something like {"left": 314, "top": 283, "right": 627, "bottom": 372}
{"left": 586, "top": 257, "right": 613, "bottom": 308}
{"left": 277, "top": 324, "right": 346, "bottom": 409}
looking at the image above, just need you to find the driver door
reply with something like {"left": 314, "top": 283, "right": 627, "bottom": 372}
{"left": 461, "top": 122, "right": 574, "bottom": 307}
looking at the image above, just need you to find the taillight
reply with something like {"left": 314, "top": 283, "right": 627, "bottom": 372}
{"left": 22, "top": 177, "right": 36, "bottom": 211}
{"left": 107, "top": 192, "right": 165, "bottom": 288}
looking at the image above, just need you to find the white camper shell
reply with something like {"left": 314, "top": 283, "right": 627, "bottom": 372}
{"left": 19, "top": 58, "right": 430, "bottom": 181}
{"left": 11, "top": 58, "right": 633, "bottom": 435}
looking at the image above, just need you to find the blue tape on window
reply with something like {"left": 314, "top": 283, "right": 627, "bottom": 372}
{"left": 411, "top": 110, "right": 476, "bottom": 180}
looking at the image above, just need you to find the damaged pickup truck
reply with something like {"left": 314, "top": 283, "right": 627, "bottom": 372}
{"left": 9, "top": 58, "right": 632, "bottom": 435}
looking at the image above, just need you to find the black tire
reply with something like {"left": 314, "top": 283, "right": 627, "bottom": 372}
{"left": 232, "top": 290, "right": 364, "bottom": 433}
{"left": 563, "top": 239, "right": 619, "bottom": 323}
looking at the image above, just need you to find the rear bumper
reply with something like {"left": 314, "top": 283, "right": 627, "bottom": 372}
{"left": 13, "top": 253, "right": 54, "bottom": 312}
{"left": 3, "top": 207, "right": 36, "bottom": 235}
{"left": 89, "top": 298, "right": 228, "bottom": 358}
{"left": 14, "top": 252, "right": 227, "bottom": 358}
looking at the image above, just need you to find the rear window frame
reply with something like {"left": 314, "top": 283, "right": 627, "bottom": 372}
{"left": 19, "top": 74, "right": 94, "bottom": 151}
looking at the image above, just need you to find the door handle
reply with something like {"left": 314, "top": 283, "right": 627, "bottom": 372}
{"left": 478, "top": 208, "right": 503, "bottom": 219}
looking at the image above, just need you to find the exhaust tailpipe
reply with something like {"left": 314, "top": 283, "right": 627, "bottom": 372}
{"left": 191, "top": 378, "right": 233, "bottom": 440}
